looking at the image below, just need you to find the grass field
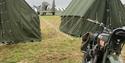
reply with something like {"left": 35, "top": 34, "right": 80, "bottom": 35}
{"left": 0, "top": 16, "right": 125, "bottom": 63}
{"left": 0, "top": 16, "right": 82, "bottom": 63}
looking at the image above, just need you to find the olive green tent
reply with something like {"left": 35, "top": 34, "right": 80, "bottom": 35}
{"left": 60, "top": 0, "right": 125, "bottom": 37}
{"left": 0, "top": 0, "right": 41, "bottom": 42}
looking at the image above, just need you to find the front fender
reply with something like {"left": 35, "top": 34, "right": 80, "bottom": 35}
{"left": 108, "top": 55, "right": 123, "bottom": 63}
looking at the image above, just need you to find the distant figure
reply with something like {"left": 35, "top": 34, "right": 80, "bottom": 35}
{"left": 42, "top": 1, "right": 49, "bottom": 15}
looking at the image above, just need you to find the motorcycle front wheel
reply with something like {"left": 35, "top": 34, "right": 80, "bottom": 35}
{"left": 82, "top": 54, "right": 97, "bottom": 63}
{"left": 82, "top": 53, "right": 111, "bottom": 63}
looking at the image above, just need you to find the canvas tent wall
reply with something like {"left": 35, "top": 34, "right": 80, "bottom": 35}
{"left": 60, "top": 0, "right": 125, "bottom": 37}
{"left": 0, "top": 0, "right": 41, "bottom": 42}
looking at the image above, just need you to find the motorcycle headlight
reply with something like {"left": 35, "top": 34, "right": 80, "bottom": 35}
{"left": 98, "top": 33, "right": 110, "bottom": 42}
{"left": 98, "top": 33, "right": 110, "bottom": 47}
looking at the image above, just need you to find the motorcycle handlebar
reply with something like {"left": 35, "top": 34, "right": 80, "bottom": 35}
{"left": 87, "top": 19, "right": 111, "bottom": 33}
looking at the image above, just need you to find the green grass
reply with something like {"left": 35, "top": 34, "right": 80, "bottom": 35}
{"left": 0, "top": 16, "right": 125, "bottom": 63}
{"left": 0, "top": 16, "right": 82, "bottom": 63}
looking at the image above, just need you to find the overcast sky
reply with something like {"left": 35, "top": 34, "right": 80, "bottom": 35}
{"left": 25, "top": 0, "right": 72, "bottom": 8}
{"left": 25, "top": 0, "right": 125, "bottom": 8}
{"left": 121, "top": 0, "right": 125, "bottom": 4}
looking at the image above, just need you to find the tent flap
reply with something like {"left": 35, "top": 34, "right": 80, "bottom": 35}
{"left": 60, "top": 0, "right": 125, "bottom": 37}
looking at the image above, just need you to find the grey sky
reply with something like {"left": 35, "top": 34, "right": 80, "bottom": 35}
{"left": 25, "top": 0, "right": 125, "bottom": 8}
{"left": 121, "top": 0, "right": 125, "bottom": 4}
{"left": 25, "top": 0, "right": 71, "bottom": 8}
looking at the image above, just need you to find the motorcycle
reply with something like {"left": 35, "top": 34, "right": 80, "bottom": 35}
{"left": 81, "top": 19, "right": 125, "bottom": 63}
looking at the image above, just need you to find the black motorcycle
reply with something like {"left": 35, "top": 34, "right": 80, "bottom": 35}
{"left": 81, "top": 19, "right": 125, "bottom": 63}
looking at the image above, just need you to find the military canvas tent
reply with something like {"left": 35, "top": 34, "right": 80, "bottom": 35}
{"left": 60, "top": 0, "right": 125, "bottom": 37}
{"left": 0, "top": 0, "right": 41, "bottom": 42}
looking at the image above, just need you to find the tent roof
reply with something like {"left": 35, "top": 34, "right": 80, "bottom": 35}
{"left": 63, "top": 0, "right": 96, "bottom": 16}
